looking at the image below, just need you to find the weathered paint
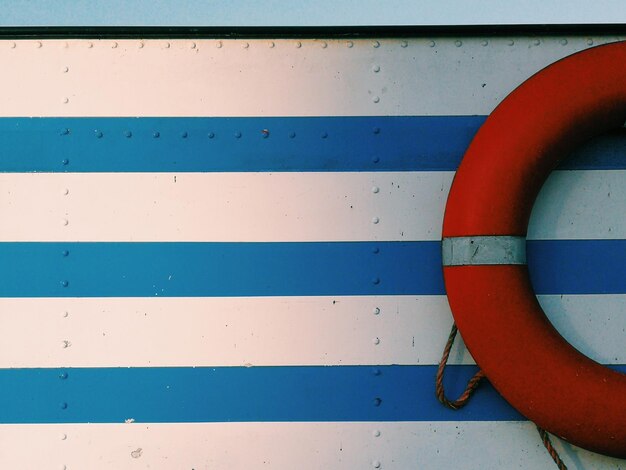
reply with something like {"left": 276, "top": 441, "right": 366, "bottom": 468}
{"left": 0, "top": 36, "right": 623, "bottom": 468}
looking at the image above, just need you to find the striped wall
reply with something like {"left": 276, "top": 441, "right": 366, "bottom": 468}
{"left": 0, "top": 37, "right": 624, "bottom": 469}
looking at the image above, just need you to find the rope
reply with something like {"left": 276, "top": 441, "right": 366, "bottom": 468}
{"left": 435, "top": 322, "right": 569, "bottom": 469}
{"left": 435, "top": 323, "right": 485, "bottom": 409}
{"left": 536, "top": 426, "right": 568, "bottom": 470}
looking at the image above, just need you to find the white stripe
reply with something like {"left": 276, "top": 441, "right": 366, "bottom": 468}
{"left": 0, "top": 169, "right": 622, "bottom": 242}
{"left": 0, "top": 294, "right": 622, "bottom": 368}
{"left": 0, "top": 422, "right": 621, "bottom": 470}
{"left": 529, "top": 169, "right": 626, "bottom": 240}
{"left": 0, "top": 172, "right": 448, "bottom": 242}
{"left": 0, "top": 37, "right": 620, "bottom": 117}
{"left": 0, "top": 296, "right": 462, "bottom": 367}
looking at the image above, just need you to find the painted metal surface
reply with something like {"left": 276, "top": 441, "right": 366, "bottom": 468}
{"left": 0, "top": 422, "right": 622, "bottom": 470}
{"left": 0, "top": 36, "right": 623, "bottom": 468}
{"left": 0, "top": 37, "right": 618, "bottom": 117}
{"left": 1, "top": 295, "right": 625, "bottom": 368}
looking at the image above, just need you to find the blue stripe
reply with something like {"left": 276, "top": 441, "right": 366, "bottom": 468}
{"left": 0, "top": 242, "right": 441, "bottom": 297}
{"left": 0, "top": 365, "right": 520, "bottom": 423}
{"left": 527, "top": 240, "right": 626, "bottom": 294}
{"left": 0, "top": 240, "right": 624, "bottom": 297}
{"left": 2, "top": 364, "right": 624, "bottom": 423}
{"left": 0, "top": 117, "right": 622, "bottom": 172}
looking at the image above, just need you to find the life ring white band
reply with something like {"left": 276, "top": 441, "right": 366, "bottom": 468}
{"left": 441, "top": 236, "right": 526, "bottom": 266}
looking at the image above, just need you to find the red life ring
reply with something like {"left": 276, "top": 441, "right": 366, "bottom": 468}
{"left": 442, "top": 41, "right": 626, "bottom": 458}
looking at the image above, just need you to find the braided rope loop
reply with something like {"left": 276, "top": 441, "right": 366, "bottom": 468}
{"left": 435, "top": 323, "right": 485, "bottom": 410}
{"left": 435, "top": 323, "right": 569, "bottom": 469}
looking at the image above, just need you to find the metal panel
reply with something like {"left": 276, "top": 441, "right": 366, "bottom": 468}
{"left": 0, "top": 422, "right": 622, "bottom": 470}
{"left": 0, "top": 172, "right": 450, "bottom": 242}
{"left": 0, "top": 170, "right": 623, "bottom": 242}
{"left": 0, "top": 36, "right": 623, "bottom": 468}
{"left": 0, "top": 37, "right": 619, "bottom": 117}
{"left": 0, "top": 294, "right": 623, "bottom": 368}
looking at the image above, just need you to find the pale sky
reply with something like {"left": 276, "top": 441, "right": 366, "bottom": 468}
{"left": 2, "top": 0, "right": 626, "bottom": 27}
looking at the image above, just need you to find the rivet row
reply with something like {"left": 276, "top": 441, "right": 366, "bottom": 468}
{"left": 56, "top": 129, "right": 339, "bottom": 139}
{"left": 4, "top": 37, "right": 600, "bottom": 51}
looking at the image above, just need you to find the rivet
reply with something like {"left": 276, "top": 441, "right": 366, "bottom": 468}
{"left": 320, "top": 41, "right": 327, "bottom": 48}
{"left": 289, "top": 131, "right": 296, "bottom": 138}
{"left": 60, "top": 402, "right": 68, "bottom": 410}
{"left": 63, "top": 42, "right": 68, "bottom": 48}
{"left": 208, "top": 132, "right": 215, "bottom": 139}
{"left": 62, "top": 66, "right": 69, "bottom": 73}
{"left": 235, "top": 131, "right": 242, "bottom": 139}
{"left": 373, "top": 127, "right": 380, "bottom": 134}
{"left": 36, "top": 41, "right": 42, "bottom": 48}
{"left": 62, "top": 250, "right": 69, "bottom": 256}
{"left": 216, "top": 41, "right": 223, "bottom": 48}
{"left": 373, "top": 397, "right": 382, "bottom": 407}
{"left": 269, "top": 41, "right": 275, "bottom": 48}
{"left": 321, "top": 132, "right": 328, "bottom": 139}
{"left": 62, "top": 219, "right": 69, "bottom": 226}
{"left": 372, "top": 40, "right": 380, "bottom": 48}
{"left": 62, "top": 159, "right": 69, "bottom": 166}
{"left": 139, "top": 42, "right": 144, "bottom": 49}
{"left": 190, "top": 42, "right": 196, "bottom": 49}
{"left": 63, "top": 97, "right": 69, "bottom": 104}
{"left": 508, "top": 39, "right": 514, "bottom": 46}
{"left": 372, "top": 460, "right": 381, "bottom": 468}
{"left": 111, "top": 42, "right": 118, "bottom": 48}
{"left": 428, "top": 40, "right": 435, "bottom": 47}
{"left": 481, "top": 40, "right": 488, "bottom": 46}
{"left": 242, "top": 42, "right": 249, "bottom": 49}
{"left": 372, "top": 367, "right": 381, "bottom": 375}
{"left": 63, "top": 188, "right": 69, "bottom": 196}
{"left": 372, "top": 156, "right": 380, "bottom": 164}
{"left": 181, "top": 131, "right": 188, "bottom": 139}
{"left": 561, "top": 39, "right": 568, "bottom": 45}
{"left": 455, "top": 40, "right": 462, "bottom": 47}
{"left": 60, "top": 128, "right": 70, "bottom": 135}
{"left": 59, "top": 465, "right": 67, "bottom": 470}
{"left": 373, "top": 337, "right": 380, "bottom": 345}
{"left": 372, "top": 217, "right": 380, "bottom": 224}
{"left": 63, "top": 311, "right": 69, "bottom": 318}
{"left": 372, "top": 96, "right": 380, "bottom": 103}
{"left": 295, "top": 41, "right": 302, "bottom": 48}
{"left": 372, "top": 65, "right": 380, "bottom": 73}
{"left": 587, "top": 38, "right": 594, "bottom": 46}
{"left": 372, "top": 247, "right": 379, "bottom": 254}
{"left": 88, "top": 42, "right": 93, "bottom": 48}
{"left": 372, "top": 186, "right": 379, "bottom": 193}
{"left": 62, "top": 340, "right": 71, "bottom": 348}
{"left": 346, "top": 41, "right": 354, "bottom": 48}
{"left": 373, "top": 430, "right": 381, "bottom": 437}
{"left": 372, "top": 277, "right": 380, "bottom": 285}
{"left": 153, "top": 131, "right": 160, "bottom": 138}
{"left": 59, "top": 372, "right": 68, "bottom": 380}
{"left": 261, "top": 129, "right": 270, "bottom": 138}
{"left": 95, "top": 130, "right": 103, "bottom": 138}
{"left": 60, "top": 433, "right": 67, "bottom": 440}
{"left": 61, "top": 280, "right": 69, "bottom": 287}
{"left": 10, "top": 42, "right": 16, "bottom": 49}
{"left": 165, "top": 42, "right": 171, "bottom": 48}
{"left": 400, "top": 40, "right": 408, "bottom": 48}
{"left": 125, "top": 131, "right": 132, "bottom": 138}
{"left": 533, "top": 39, "right": 540, "bottom": 46}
